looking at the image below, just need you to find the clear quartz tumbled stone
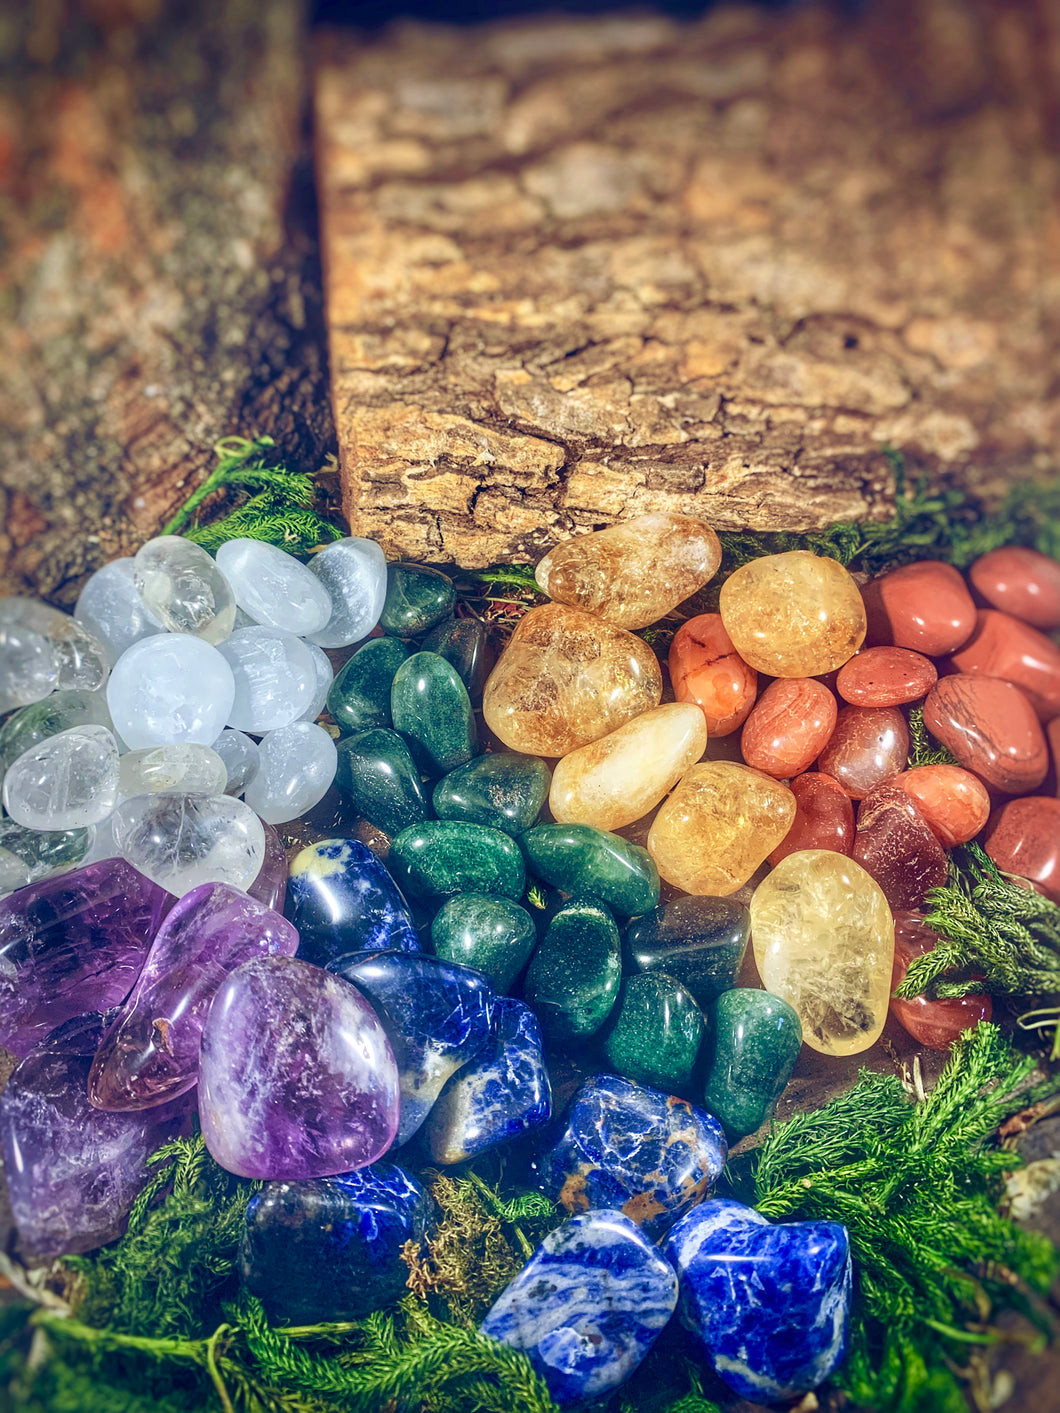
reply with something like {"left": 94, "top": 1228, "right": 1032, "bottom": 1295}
{"left": 217, "top": 627, "right": 317, "bottom": 732}
{"left": 2, "top": 725, "right": 121, "bottom": 830}
{"left": 243, "top": 723, "right": 338, "bottom": 825}
{"left": 75, "top": 558, "right": 165, "bottom": 666}
{"left": 107, "top": 635, "right": 236, "bottom": 749}
{"left": 118, "top": 744, "right": 229, "bottom": 798}
{"left": 112, "top": 792, "right": 266, "bottom": 897}
{"left": 133, "top": 536, "right": 237, "bottom": 644}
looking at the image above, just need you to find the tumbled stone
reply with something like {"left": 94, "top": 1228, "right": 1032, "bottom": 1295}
{"left": 889, "top": 911, "right": 992, "bottom": 1049}
{"left": 427, "top": 997, "right": 551, "bottom": 1164}
{"left": 623, "top": 897, "right": 750, "bottom": 1009}
{"left": 215, "top": 538, "right": 333, "bottom": 636}
{"left": 327, "top": 637, "right": 409, "bottom": 735}
{"left": 602, "top": 973, "right": 705, "bottom": 1094}
{"left": 817, "top": 704, "right": 910, "bottom": 799}
{"left": 767, "top": 771, "right": 855, "bottom": 866}
{"left": 113, "top": 792, "right": 266, "bottom": 896}
{"left": 668, "top": 613, "right": 758, "bottom": 736}
{"left": 243, "top": 722, "right": 338, "bottom": 825}
{"left": 75, "top": 558, "right": 166, "bottom": 666}
{"left": 889, "top": 764, "right": 990, "bottom": 847}
{"left": 740, "top": 678, "right": 837, "bottom": 779}
{"left": 719, "top": 552, "right": 866, "bottom": 677}
{"left": 539, "top": 1073, "right": 726, "bottom": 1236}
{"left": 923, "top": 675, "right": 1048, "bottom": 795}
{"left": 89, "top": 882, "right": 298, "bottom": 1111}
{"left": 0, "top": 688, "right": 114, "bottom": 779}
{"left": 211, "top": 729, "right": 261, "bottom": 796}
{"left": 107, "top": 635, "right": 236, "bottom": 749}
{"left": 199, "top": 955, "right": 400, "bottom": 1178}
{"left": 983, "top": 796, "right": 1060, "bottom": 902}
{"left": 389, "top": 820, "right": 526, "bottom": 901}
{"left": 549, "top": 703, "right": 707, "bottom": 831}
{"left": 218, "top": 626, "right": 318, "bottom": 732}
{"left": 702, "top": 989, "right": 802, "bottom": 1139}
{"left": 836, "top": 646, "right": 938, "bottom": 707}
{"left": 433, "top": 752, "right": 551, "bottom": 837}
{"left": 523, "top": 822, "right": 660, "bottom": 917}
{"left": 391, "top": 651, "right": 477, "bottom": 775}
{"left": 285, "top": 838, "right": 419, "bottom": 967}
{"left": 950, "top": 609, "right": 1060, "bottom": 721}
{"left": 852, "top": 783, "right": 949, "bottom": 910}
{"left": 535, "top": 513, "right": 722, "bottom": 630}
{"left": 524, "top": 896, "right": 622, "bottom": 1041}
{"left": 0, "top": 623, "right": 58, "bottom": 713}
{"left": 663, "top": 1198, "right": 851, "bottom": 1403}
{"left": 969, "top": 546, "right": 1060, "bottom": 631}
{"left": 482, "top": 603, "right": 663, "bottom": 756}
{"left": 379, "top": 562, "right": 456, "bottom": 637}
{"left": 335, "top": 728, "right": 430, "bottom": 837}
{"left": 647, "top": 763, "right": 795, "bottom": 896}
{"left": 298, "top": 643, "right": 334, "bottom": 723}
{"left": 3, "top": 724, "right": 120, "bottom": 830}
{"left": 247, "top": 821, "right": 288, "bottom": 913}
{"left": 239, "top": 1163, "right": 434, "bottom": 1324}
{"left": 1, "top": 598, "right": 110, "bottom": 693}
{"left": 306, "top": 536, "right": 388, "bottom": 648}
{"left": 118, "top": 743, "right": 228, "bottom": 798}
{"left": 133, "top": 535, "right": 236, "bottom": 643}
{"left": 422, "top": 615, "right": 493, "bottom": 699}
{"left": 750, "top": 850, "right": 894, "bottom": 1055}
{"left": 861, "top": 559, "right": 976, "bottom": 655}
{"left": 0, "top": 819, "right": 93, "bottom": 896}
{"left": 430, "top": 892, "right": 536, "bottom": 991}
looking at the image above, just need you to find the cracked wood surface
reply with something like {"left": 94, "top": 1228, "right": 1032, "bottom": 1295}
{"left": 317, "top": 0, "right": 1058, "bottom": 570}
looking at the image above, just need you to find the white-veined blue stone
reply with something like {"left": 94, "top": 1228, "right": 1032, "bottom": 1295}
{"left": 107, "top": 635, "right": 236, "bottom": 749}
{"left": 112, "top": 792, "right": 266, "bottom": 897}
{"left": 0, "top": 598, "right": 109, "bottom": 693}
{"left": 2, "top": 725, "right": 120, "bottom": 830}
{"left": 118, "top": 744, "right": 228, "bottom": 798}
{"left": 243, "top": 723, "right": 337, "bottom": 825}
{"left": 306, "top": 538, "right": 387, "bottom": 649}
{"left": 218, "top": 627, "right": 317, "bottom": 733}
{"left": 298, "top": 643, "right": 334, "bottom": 723}
{"left": 211, "top": 729, "right": 261, "bottom": 796}
{"left": 215, "top": 539, "right": 334, "bottom": 637}
{"left": 133, "top": 536, "right": 236, "bottom": 644}
{"left": 74, "top": 559, "right": 165, "bottom": 666}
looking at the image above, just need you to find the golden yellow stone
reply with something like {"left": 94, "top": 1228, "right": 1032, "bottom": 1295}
{"left": 646, "top": 762, "right": 794, "bottom": 896}
{"left": 535, "top": 513, "right": 722, "bottom": 630}
{"left": 719, "top": 550, "right": 867, "bottom": 677}
{"left": 549, "top": 703, "right": 708, "bottom": 832}
{"left": 482, "top": 603, "right": 663, "bottom": 757}
{"left": 750, "top": 849, "right": 895, "bottom": 1056}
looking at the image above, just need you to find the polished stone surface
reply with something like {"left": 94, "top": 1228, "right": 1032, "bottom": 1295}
{"left": 0, "top": 819, "right": 93, "bottom": 896}
{"left": 134, "top": 535, "right": 236, "bottom": 643}
{"left": 3, "top": 724, "right": 120, "bottom": 830}
{"left": 0, "top": 623, "right": 57, "bottom": 714}
{"left": 113, "top": 791, "right": 266, "bottom": 896}
{"left": 74, "top": 558, "right": 165, "bottom": 666}
{"left": 836, "top": 646, "right": 937, "bottom": 707}
{"left": 524, "top": 897, "right": 622, "bottom": 1042}
{"left": 668, "top": 613, "right": 758, "bottom": 737}
{"left": 602, "top": 973, "right": 705, "bottom": 1094}
{"left": 335, "top": 728, "right": 431, "bottom": 837}
{"left": 817, "top": 704, "right": 910, "bottom": 800}
{"left": 285, "top": 837, "right": 419, "bottom": 967}
{"left": 861, "top": 559, "right": 976, "bottom": 656}
{"left": 391, "top": 651, "right": 477, "bottom": 775}
{"left": 243, "top": 722, "right": 338, "bottom": 826}
{"left": 247, "top": 820, "right": 288, "bottom": 913}
{"left": 852, "top": 782, "right": 950, "bottom": 910}
{"left": 422, "top": 615, "right": 493, "bottom": 699}
{"left": 430, "top": 892, "right": 536, "bottom": 991}
{"left": 379, "top": 562, "right": 456, "bottom": 637}
{"left": 702, "top": 989, "right": 802, "bottom": 1138}
{"left": 389, "top": 821, "right": 526, "bottom": 901}
{"left": 118, "top": 743, "right": 228, "bottom": 798}
{"left": 218, "top": 626, "right": 318, "bottom": 732}
{"left": 327, "top": 637, "right": 409, "bottom": 735}
{"left": 923, "top": 675, "right": 1048, "bottom": 794}
{"left": 297, "top": 642, "right": 334, "bottom": 724}
{"left": 211, "top": 729, "right": 261, "bottom": 796}
{"left": 306, "top": 536, "right": 388, "bottom": 648}
{"left": 0, "top": 687, "right": 114, "bottom": 779}
{"left": 215, "top": 538, "right": 333, "bottom": 637}
{"left": 107, "top": 634, "right": 236, "bottom": 749}
{"left": 739, "top": 678, "right": 837, "bottom": 779}
{"left": 522, "top": 823, "right": 660, "bottom": 917}
{"left": 433, "top": 752, "right": 551, "bottom": 837}
{"left": 950, "top": 609, "right": 1060, "bottom": 721}
{"left": 889, "top": 764, "right": 991, "bottom": 848}
{"left": 623, "top": 896, "right": 750, "bottom": 1009}
{"left": 889, "top": 912, "right": 993, "bottom": 1049}
{"left": 969, "top": 546, "right": 1060, "bottom": 631}
{"left": 983, "top": 796, "right": 1060, "bottom": 902}
{"left": 767, "top": 771, "right": 855, "bottom": 866}
{"left": 1, "top": 598, "right": 110, "bottom": 694}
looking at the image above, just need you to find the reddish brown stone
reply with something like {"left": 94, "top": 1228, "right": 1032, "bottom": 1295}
{"left": 923, "top": 675, "right": 1048, "bottom": 795}
{"left": 767, "top": 771, "right": 855, "bottom": 866}
{"left": 889, "top": 912, "right": 992, "bottom": 1051}
{"left": 969, "top": 546, "right": 1060, "bottom": 631}
{"left": 861, "top": 561, "right": 977, "bottom": 656}
{"left": 669, "top": 614, "right": 758, "bottom": 737}
{"left": 1047, "top": 717, "right": 1060, "bottom": 796}
{"left": 836, "top": 646, "right": 937, "bottom": 707}
{"left": 890, "top": 764, "right": 991, "bottom": 847}
{"left": 740, "top": 678, "right": 838, "bottom": 779}
{"left": 817, "top": 704, "right": 910, "bottom": 799}
{"left": 982, "top": 796, "right": 1060, "bottom": 902}
{"left": 949, "top": 609, "right": 1060, "bottom": 721}
{"left": 853, "top": 784, "right": 949, "bottom": 910}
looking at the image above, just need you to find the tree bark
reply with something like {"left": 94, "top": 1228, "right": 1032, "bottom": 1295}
{"left": 317, "top": 0, "right": 1059, "bottom": 570}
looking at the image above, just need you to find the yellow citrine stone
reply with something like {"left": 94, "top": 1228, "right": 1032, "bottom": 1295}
{"left": 482, "top": 603, "right": 663, "bottom": 757}
{"left": 535, "top": 513, "right": 722, "bottom": 630}
{"left": 719, "top": 550, "right": 867, "bottom": 677}
{"left": 750, "top": 849, "right": 895, "bottom": 1056}
{"left": 549, "top": 702, "right": 708, "bottom": 832}
{"left": 646, "top": 762, "right": 795, "bottom": 896}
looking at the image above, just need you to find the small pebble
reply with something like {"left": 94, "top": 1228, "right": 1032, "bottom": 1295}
{"left": 306, "top": 536, "right": 388, "bottom": 648}
{"left": 107, "top": 635, "right": 236, "bottom": 749}
{"left": 113, "top": 792, "right": 266, "bottom": 896}
{"left": 133, "top": 535, "right": 236, "bottom": 643}
{"left": 243, "top": 723, "right": 338, "bottom": 825}
{"left": 218, "top": 627, "right": 318, "bottom": 733}
{"left": 3, "top": 725, "right": 120, "bottom": 830}
{"left": 215, "top": 538, "right": 333, "bottom": 636}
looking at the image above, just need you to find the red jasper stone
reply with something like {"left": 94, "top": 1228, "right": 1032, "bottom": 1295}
{"left": 923, "top": 676, "right": 1048, "bottom": 795}
{"left": 948, "top": 609, "right": 1060, "bottom": 721}
{"left": 740, "top": 678, "right": 838, "bottom": 779}
{"left": 861, "top": 560, "right": 977, "bottom": 656}
{"left": 982, "top": 796, "right": 1060, "bottom": 903}
{"left": 767, "top": 772, "right": 855, "bottom": 866}
{"left": 669, "top": 614, "right": 758, "bottom": 737}
{"left": 968, "top": 546, "right": 1060, "bottom": 631}
{"left": 1047, "top": 717, "right": 1060, "bottom": 795}
{"left": 835, "top": 647, "right": 937, "bottom": 708}
{"left": 889, "top": 765, "right": 991, "bottom": 847}
{"left": 817, "top": 705, "right": 910, "bottom": 800}
{"left": 853, "top": 784, "right": 949, "bottom": 910}
{"left": 889, "top": 912, "right": 992, "bottom": 1051}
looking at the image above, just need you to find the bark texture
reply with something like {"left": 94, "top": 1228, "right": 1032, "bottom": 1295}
{"left": 317, "top": 0, "right": 1059, "bottom": 570}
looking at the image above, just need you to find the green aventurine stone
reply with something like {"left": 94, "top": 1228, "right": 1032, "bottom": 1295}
{"left": 522, "top": 824, "right": 660, "bottom": 917}
{"left": 430, "top": 893, "right": 537, "bottom": 992}
{"left": 379, "top": 564, "right": 456, "bottom": 637}
{"left": 602, "top": 973, "right": 705, "bottom": 1094}
{"left": 702, "top": 988, "right": 803, "bottom": 1140}
{"left": 327, "top": 638, "right": 409, "bottom": 735}
{"left": 389, "top": 822, "right": 526, "bottom": 901}
{"left": 334, "top": 728, "right": 430, "bottom": 837}
{"left": 391, "top": 652, "right": 477, "bottom": 775}
{"left": 432, "top": 753, "right": 550, "bottom": 837}
{"left": 421, "top": 616, "right": 493, "bottom": 700}
{"left": 524, "top": 896, "right": 621, "bottom": 1041}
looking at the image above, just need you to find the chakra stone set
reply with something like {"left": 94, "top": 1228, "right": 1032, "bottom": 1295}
{"left": 0, "top": 511, "right": 1057, "bottom": 1407}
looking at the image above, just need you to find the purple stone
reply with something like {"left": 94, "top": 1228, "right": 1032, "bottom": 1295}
{"left": 0, "top": 858, "right": 170, "bottom": 1057}
{"left": 0, "top": 1013, "right": 190, "bottom": 1258}
{"left": 198, "top": 955, "right": 400, "bottom": 1179}
{"left": 246, "top": 820, "right": 288, "bottom": 913}
{"left": 88, "top": 882, "right": 299, "bottom": 1112}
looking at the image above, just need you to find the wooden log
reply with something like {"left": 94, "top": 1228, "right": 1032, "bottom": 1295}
{"left": 316, "top": 0, "right": 1058, "bottom": 570}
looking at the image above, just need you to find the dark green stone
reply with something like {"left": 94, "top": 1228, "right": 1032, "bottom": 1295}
{"left": 523, "top": 896, "right": 621, "bottom": 1041}
{"left": 702, "top": 988, "right": 803, "bottom": 1140}
{"left": 602, "top": 973, "right": 706, "bottom": 1093}
{"left": 433, "top": 753, "right": 550, "bottom": 837}
{"left": 327, "top": 638, "right": 409, "bottom": 736}
{"left": 391, "top": 652, "right": 477, "bottom": 776}
{"left": 389, "top": 822, "right": 526, "bottom": 901}
{"left": 430, "top": 892, "right": 537, "bottom": 992}
{"left": 623, "top": 897, "right": 750, "bottom": 1010}
{"left": 522, "top": 824, "right": 660, "bottom": 917}
{"left": 334, "top": 728, "right": 430, "bottom": 838}
{"left": 379, "top": 564, "right": 456, "bottom": 638}
{"left": 421, "top": 617, "right": 493, "bottom": 701}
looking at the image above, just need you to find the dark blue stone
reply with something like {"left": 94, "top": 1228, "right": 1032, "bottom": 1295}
{"left": 538, "top": 1073, "right": 726, "bottom": 1239}
{"left": 284, "top": 839, "right": 420, "bottom": 968}
{"left": 426, "top": 997, "right": 551, "bottom": 1164}
{"left": 663, "top": 1197, "right": 852, "bottom": 1402}
{"left": 480, "top": 1209, "right": 677, "bottom": 1407}
{"left": 336, "top": 950, "right": 496, "bottom": 1143}
{"left": 239, "top": 1162, "right": 433, "bottom": 1324}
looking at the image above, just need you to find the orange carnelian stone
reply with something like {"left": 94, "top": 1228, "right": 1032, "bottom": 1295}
{"left": 889, "top": 765, "right": 991, "bottom": 847}
{"left": 669, "top": 614, "right": 758, "bottom": 737}
{"left": 836, "top": 647, "right": 937, "bottom": 708}
{"left": 740, "top": 678, "right": 837, "bottom": 779}
{"left": 889, "top": 911, "right": 992, "bottom": 1050}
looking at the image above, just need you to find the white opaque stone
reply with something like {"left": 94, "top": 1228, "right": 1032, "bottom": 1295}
{"left": 2, "top": 725, "right": 120, "bottom": 829}
{"left": 75, "top": 558, "right": 165, "bottom": 665}
{"left": 215, "top": 539, "right": 333, "bottom": 636}
{"left": 305, "top": 537, "right": 387, "bottom": 648}
{"left": 134, "top": 536, "right": 237, "bottom": 644}
{"left": 298, "top": 642, "right": 334, "bottom": 722}
{"left": 0, "top": 598, "right": 109, "bottom": 692}
{"left": 118, "top": 744, "right": 228, "bottom": 798}
{"left": 243, "top": 722, "right": 338, "bottom": 824}
{"left": 211, "top": 729, "right": 261, "bottom": 796}
{"left": 107, "top": 635, "right": 236, "bottom": 749}
{"left": 0, "top": 625, "right": 58, "bottom": 713}
{"left": 217, "top": 627, "right": 316, "bottom": 732}
{"left": 112, "top": 792, "right": 266, "bottom": 897}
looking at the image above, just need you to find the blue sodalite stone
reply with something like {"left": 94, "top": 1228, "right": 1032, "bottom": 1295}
{"left": 284, "top": 838, "right": 420, "bottom": 967}
{"left": 426, "top": 997, "right": 551, "bottom": 1164}
{"left": 663, "top": 1197, "right": 852, "bottom": 1402}
{"left": 538, "top": 1074, "right": 726, "bottom": 1238}
{"left": 480, "top": 1209, "right": 677, "bottom": 1406}
{"left": 238, "top": 1162, "right": 433, "bottom": 1324}
{"left": 336, "top": 950, "right": 496, "bottom": 1144}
